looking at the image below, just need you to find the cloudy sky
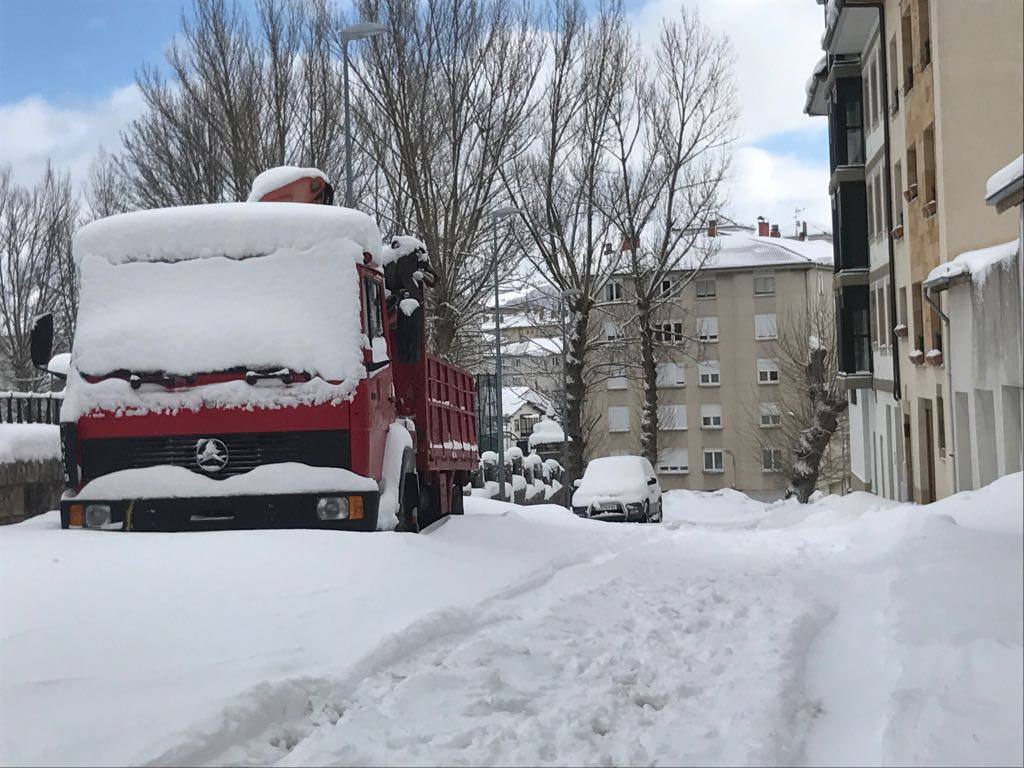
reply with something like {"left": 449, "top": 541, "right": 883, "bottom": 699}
{"left": 0, "top": 0, "right": 829, "bottom": 233}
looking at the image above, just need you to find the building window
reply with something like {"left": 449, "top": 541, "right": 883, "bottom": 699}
{"left": 753, "top": 272, "right": 775, "bottom": 296}
{"left": 901, "top": 8, "right": 914, "bottom": 93}
{"left": 907, "top": 144, "right": 918, "bottom": 198}
{"left": 654, "top": 321, "right": 685, "bottom": 343}
{"left": 703, "top": 449, "right": 724, "bottom": 473}
{"left": 608, "top": 406, "right": 630, "bottom": 432}
{"left": 755, "top": 313, "right": 777, "bottom": 340}
{"left": 658, "top": 404, "right": 687, "bottom": 431}
{"left": 869, "top": 285, "right": 879, "bottom": 348}
{"left": 874, "top": 174, "right": 885, "bottom": 238}
{"left": 605, "top": 321, "right": 623, "bottom": 341}
{"left": 696, "top": 277, "right": 716, "bottom": 299}
{"left": 658, "top": 448, "right": 689, "bottom": 474}
{"left": 607, "top": 370, "right": 628, "bottom": 390}
{"left": 759, "top": 402, "right": 782, "bottom": 428}
{"left": 700, "top": 404, "right": 722, "bottom": 430}
{"left": 923, "top": 123, "right": 937, "bottom": 207}
{"left": 893, "top": 161, "right": 904, "bottom": 227}
{"left": 918, "top": 0, "right": 931, "bottom": 68}
{"left": 762, "top": 448, "right": 783, "bottom": 472}
{"left": 698, "top": 316, "right": 719, "bottom": 343}
{"left": 866, "top": 178, "right": 875, "bottom": 237}
{"left": 936, "top": 386, "right": 947, "bottom": 458}
{"left": 605, "top": 281, "right": 623, "bottom": 302}
{"left": 517, "top": 414, "right": 539, "bottom": 435}
{"left": 911, "top": 280, "right": 924, "bottom": 351}
{"left": 656, "top": 362, "right": 685, "bottom": 388}
{"left": 757, "top": 358, "right": 780, "bottom": 384}
{"left": 660, "top": 278, "right": 677, "bottom": 297}
{"left": 698, "top": 361, "right": 721, "bottom": 386}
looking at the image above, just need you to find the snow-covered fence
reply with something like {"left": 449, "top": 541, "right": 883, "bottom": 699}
{"left": 469, "top": 450, "right": 565, "bottom": 507}
{"left": 1, "top": 391, "right": 64, "bottom": 425}
{"left": 0, "top": 424, "right": 62, "bottom": 523}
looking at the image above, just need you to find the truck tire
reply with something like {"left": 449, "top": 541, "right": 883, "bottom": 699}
{"left": 396, "top": 451, "right": 420, "bottom": 533}
{"left": 450, "top": 471, "right": 467, "bottom": 516}
{"left": 418, "top": 480, "right": 442, "bottom": 530}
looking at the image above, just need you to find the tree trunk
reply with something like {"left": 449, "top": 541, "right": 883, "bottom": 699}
{"left": 786, "top": 348, "right": 848, "bottom": 503}
{"left": 563, "top": 305, "right": 590, "bottom": 484}
{"left": 637, "top": 301, "right": 658, "bottom": 464}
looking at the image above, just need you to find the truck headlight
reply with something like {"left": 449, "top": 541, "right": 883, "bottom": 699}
{"left": 84, "top": 504, "right": 111, "bottom": 528}
{"left": 316, "top": 496, "right": 349, "bottom": 520}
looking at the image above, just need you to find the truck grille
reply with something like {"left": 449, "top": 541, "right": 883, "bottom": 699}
{"left": 80, "top": 430, "right": 349, "bottom": 483}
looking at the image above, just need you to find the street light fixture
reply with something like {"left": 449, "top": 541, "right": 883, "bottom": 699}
{"left": 490, "top": 205, "right": 519, "bottom": 502}
{"left": 340, "top": 21, "right": 388, "bottom": 209}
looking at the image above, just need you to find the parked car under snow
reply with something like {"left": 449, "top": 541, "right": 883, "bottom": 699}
{"left": 571, "top": 455, "right": 662, "bottom": 523}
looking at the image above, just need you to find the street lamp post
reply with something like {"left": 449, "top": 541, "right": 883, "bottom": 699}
{"left": 340, "top": 21, "right": 388, "bottom": 208}
{"left": 490, "top": 206, "right": 519, "bottom": 501}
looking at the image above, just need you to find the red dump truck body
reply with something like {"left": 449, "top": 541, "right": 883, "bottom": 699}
{"left": 46, "top": 173, "right": 476, "bottom": 532}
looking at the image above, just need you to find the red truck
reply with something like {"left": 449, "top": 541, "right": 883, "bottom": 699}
{"left": 30, "top": 169, "right": 478, "bottom": 532}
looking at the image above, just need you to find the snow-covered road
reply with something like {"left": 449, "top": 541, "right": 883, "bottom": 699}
{"left": 2, "top": 478, "right": 1021, "bottom": 767}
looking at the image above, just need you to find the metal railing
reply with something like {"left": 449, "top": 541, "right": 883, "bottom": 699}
{"left": 0, "top": 391, "right": 64, "bottom": 425}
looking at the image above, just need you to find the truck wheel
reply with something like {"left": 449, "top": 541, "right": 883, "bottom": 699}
{"left": 396, "top": 451, "right": 420, "bottom": 533}
{"left": 418, "top": 481, "right": 442, "bottom": 530}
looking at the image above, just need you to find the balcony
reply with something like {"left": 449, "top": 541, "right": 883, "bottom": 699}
{"left": 830, "top": 178, "right": 869, "bottom": 279}
{"left": 827, "top": 73, "right": 865, "bottom": 173}
{"left": 836, "top": 284, "right": 873, "bottom": 388}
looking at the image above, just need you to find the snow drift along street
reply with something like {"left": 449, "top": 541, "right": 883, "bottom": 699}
{"left": 1, "top": 477, "right": 1021, "bottom": 766}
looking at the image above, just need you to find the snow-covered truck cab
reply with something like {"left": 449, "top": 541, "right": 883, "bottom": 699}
{"left": 32, "top": 168, "right": 478, "bottom": 532}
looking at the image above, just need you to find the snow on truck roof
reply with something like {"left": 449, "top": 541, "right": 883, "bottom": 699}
{"left": 73, "top": 202, "right": 382, "bottom": 266}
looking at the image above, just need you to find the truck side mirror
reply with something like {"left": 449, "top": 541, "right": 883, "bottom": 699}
{"left": 30, "top": 313, "right": 54, "bottom": 370}
{"left": 647, "top": 477, "right": 657, "bottom": 486}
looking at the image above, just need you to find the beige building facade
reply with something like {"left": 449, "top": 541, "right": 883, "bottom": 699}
{"left": 586, "top": 229, "right": 835, "bottom": 502}
{"left": 806, "top": 0, "right": 1023, "bottom": 502}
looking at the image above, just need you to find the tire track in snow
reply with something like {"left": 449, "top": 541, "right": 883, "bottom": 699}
{"left": 143, "top": 525, "right": 643, "bottom": 767}
{"left": 275, "top": 533, "right": 831, "bottom": 766}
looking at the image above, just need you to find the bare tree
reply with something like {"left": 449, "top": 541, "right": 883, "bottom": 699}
{"left": 500, "top": 0, "right": 634, "bottom": 481}
{"left": 84, "top": 147, "right": 132, "bottom": 222}
{"left": 600, "top": 7, "right": 736, "bottom": 464}
{"left": 118, "top": 0, "right": 347, "bottom": 207}
{"left": 0, "top": 165, "right": 78, "bottom": 390}
{"left": 742, "top": 297, "right": 849, "bottom": 502}
{"left": 350, "top": 0, "right": 542, "bottom": 366}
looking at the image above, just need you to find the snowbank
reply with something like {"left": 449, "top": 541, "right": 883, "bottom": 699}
{"left": 74, "top": 202, "right": 381, "bottom": 266}
{"left": 0, "top": 424, "right": 60, "bottom": 464}
{"left": 246, "top": 166, "right": 330, "bottom": 202}
{"left": 73, "top": 463, "right": 376, "bottom": 501}
{"left": 925, "top": 239, "right": 1020, "bottom": 287}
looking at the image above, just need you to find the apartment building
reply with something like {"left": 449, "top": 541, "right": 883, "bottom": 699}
{"left": 805, "top": 0, "right": 1023, "bottom": 501}
{"left": 588, "top": 225, "right": 835, "bottom": 502}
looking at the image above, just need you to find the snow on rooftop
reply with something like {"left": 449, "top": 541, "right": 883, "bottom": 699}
{"left": 504, "top": 337, "right": 563, "bottom": 357}
{"left": 925, "top": 239, "right": 1020, "bottom": 287}
{"left": 74, "top": 202, "right": 382, "bottom": 266}
{"left": 502, "top": 386, "right": 552, "bottom": 418}
{"left": 661, "top": 230, "right": 834, "bottom": 274}
{"left": 985, "top": 154, "right": 1024, "bottom": 201}
{"left": 246, "top": 166, "right": 331, "bottom": 202}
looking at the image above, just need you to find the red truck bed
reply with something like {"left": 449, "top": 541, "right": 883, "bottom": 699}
{"left": 422, "top": 356, "right": 478, "bottom": 471}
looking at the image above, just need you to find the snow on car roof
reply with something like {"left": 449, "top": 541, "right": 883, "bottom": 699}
{"left": 73, "top": 202, "right": 382, "bottom": 267}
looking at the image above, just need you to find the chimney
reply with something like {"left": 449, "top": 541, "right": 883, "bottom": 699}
{"left": 757, "top": 216, "right": 769, "bottom": 237}
{"left": 707, "top": 218, "right": 718, "bottom": 237}
{"left": 799, "top": 221, "right": 808, "bottom": 241}
{"left": 770, "top": 224, "right": 781, "bottom": 238}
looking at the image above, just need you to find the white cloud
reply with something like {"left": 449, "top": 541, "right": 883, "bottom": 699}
{"left": 0, "top": 85, "right": 145, "bottom": 188}
{"left": 630, "top": 0, "right": 826, "bottom": 144}
{"left": 727, "top": 145, "right": 831, "bottom": 234}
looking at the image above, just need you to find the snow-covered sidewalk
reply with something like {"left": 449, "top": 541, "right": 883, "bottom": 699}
{"left": 1, "top": 478, "right": 1021, "bottom": 766}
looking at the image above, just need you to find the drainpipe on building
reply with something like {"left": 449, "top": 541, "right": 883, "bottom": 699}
{"left": 867, "top": 1, "right": 903, "bottom": 404}
{"left": 924, "top": 283, "right": 958, "bottom": 493}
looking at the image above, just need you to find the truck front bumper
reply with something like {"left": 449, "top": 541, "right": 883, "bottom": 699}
{"left": 60, "top": 491, "right": 380, "bottom": 532}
